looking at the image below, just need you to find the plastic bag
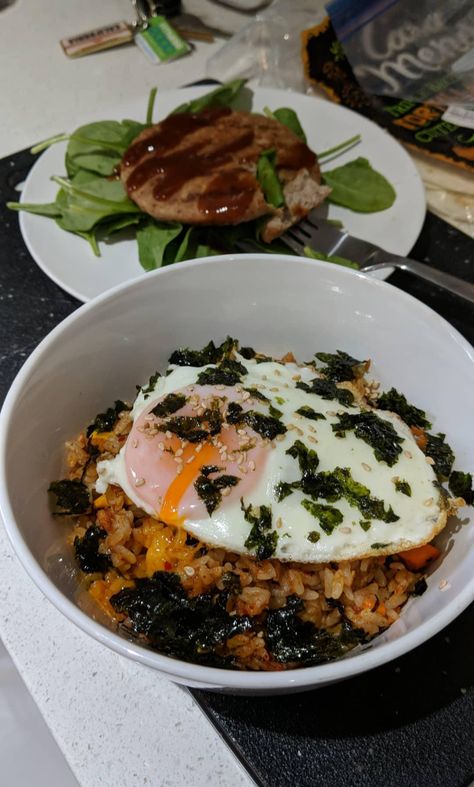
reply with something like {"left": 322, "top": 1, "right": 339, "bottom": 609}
{"left": 206, "top": 0, "right": 323, "bottom": 92}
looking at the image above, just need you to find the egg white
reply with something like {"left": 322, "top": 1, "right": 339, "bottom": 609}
{"left": 96, "top": 355, "right": 443, "bottom": 562}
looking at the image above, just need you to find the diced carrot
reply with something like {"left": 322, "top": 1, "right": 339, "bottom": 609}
{"left": 90, "top": 430, "right": 114, "bottom": 448}
{"left": 398, "top": 543, "right": 440, "bottom": 571}
{"left": 93, "top": 494, "right": 108, "bottom": 509}
{"left": 410, "top": 425, "right": 428, "bottom": 452}
{"left": 377, "top": 603, "right": 386, "bottom": 616}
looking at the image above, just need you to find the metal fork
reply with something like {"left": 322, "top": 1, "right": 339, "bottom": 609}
{"left": 280, "top": 213, "right": 474, "bottom": 305}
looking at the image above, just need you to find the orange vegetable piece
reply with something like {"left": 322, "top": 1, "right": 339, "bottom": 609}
{"left": 398, "top": 543, "right": 440, "bottom": 571}
{"left": 410, "top": 425, "right": 428, "bottom": 451}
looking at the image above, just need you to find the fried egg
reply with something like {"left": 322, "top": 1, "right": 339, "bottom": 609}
{"left": 96, "top": 354, "right": 445, "bottom": 562}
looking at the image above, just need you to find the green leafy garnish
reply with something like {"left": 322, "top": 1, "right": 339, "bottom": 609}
{"left": 241, "top": 411, "right": 287, "bottom": 440}
{"left": 194, "top": 472, "right": 240, "bottom": 515}
{"left": 86, "top": 399, "right": 130, "bottom": 437}
{"left": 263, "top": 106, "right": 307, "bottom": 142}
{"left": 171, "top": 78, "right": 247, "bottom": 115}
{"left": 303, "top": 246, "right": 359, "bottom": 270}
{"left": 241, "top": 500, "right": 278, "bottom": 560}
{"left": 74, "top": 525, "right": 111, "bottom": 573}
{"left": 317, "top": 134, "right": 361, "bottom": 160}
{"left": 274, "top": 482, "right": 295, "bottom": 502}
{"left": 394, "top": 479, "right": 412, "bottom": 497}
{"left": 307, "top": 531, "right": 321, "bottom": 543}
{"left": 315, "top": 350, "right": 368, "bottom": 382}
{"left": 301, "top": 500, "right": 343, "bottom": 535}
{"left": 159, "top": 405, "right": 222, "bottom": 443}
{"left": 377, "top": 388, "right": 431, "bottom": 429}
{"left": 266, "top": 595, "right": 366, "bottom": 664}
{"left": 197, "top": 358, "right": 247, "bottom": 386}
{"left": 448, "top": 470, "right": 473, "bottom": 504}
{"left": 169, "top": 337, "right": 237, "bottom": 367}
{"left": 139, "top": 370, "right": 161, "bottom": 397}
{"left": 296, "top": 377, "right": 354, "bottom": 406}
{"left": 425, "top": 433, "right": 455, "bottom": 481}
{"left": 286, "top": 440, "right": 319, "bottom": 478}
{"left": 322, "top": 157, "right": 396, "bottom": 213}
{"left": 111, "top": 571, "right": 253, "bottom": 667}
{"left": 48, "top": 479, "right": 91, "bottom": 515}
{"left": 268, "top": 403, "right": 283, "bottom": 420}
{"left": 359, "top": 520, "right": 371, "bottom": 531}
{"left": 370, "top": 542, "right": 391, "bottom": 550}
{"left": 243, "top": 387, "right": 270, "bottom": 402}
{"left": 332, "top": 411, "right": 403, "bottom": 467}
{"left": 256, "top": 148, "right": 285, "bottom": 208}
{"left": 295, "top": 406, "right": 325, "bottom": 421}
{"left": 151, "top": 393, "right": 186, "bottom": 418}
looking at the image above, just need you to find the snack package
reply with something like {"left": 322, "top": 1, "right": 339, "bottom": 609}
{"left": 302, "top": 15, "right": 474, "bottom": 237}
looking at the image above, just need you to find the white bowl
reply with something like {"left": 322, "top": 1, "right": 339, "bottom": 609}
{"left": 1, "top": 254, "right": 473, "bottom": 694}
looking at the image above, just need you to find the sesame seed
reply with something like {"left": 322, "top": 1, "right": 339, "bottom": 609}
{"left": 362, "top": 463, "right": 372, "bottom": 472}
{"left": 195, "top": 444, "right": 202, "bottom": 452}
{"left": 237, "top": 428, "right": 246, "bottom": 435}
{"left": 221, "top": 487, "right": 231, "bottom": 497}
{"left": 222, "top": 422, "right": 230, "bottom": 430}
{"left": 275, "top": 369, "right": 282, "bottom": 376}
{"left": 215, "top": 384, "right": 225, "bottom": 391}
{"left": 308, "top": 436, "right": 318, "bottom": 444}
{"left": 174, "top": 456, "right": 183, "bottom": 464}
{"left": 276, "top": 517, "right": 283, "bottom": 529}
{"left": 340, "top": 527, "right": 351, "bottom": 534}
{"left": 135, "top": 477, "right": 146, "bottom": 487}
{"left": 158, "top": 442, "right": 165, "bottom": 451}
{"left": 132, "top": 439, "right": 138, "bottom": 448}
{"left": 196, "top": 407, "right": 204, "bottom": 417}
{"left": 144, "top": 414, "right": 154, "bottom": 421}
{"left": 404, "top": 450, "right": 413, "bottom": 459}
{"left": 242, "top": 391, "right": 250, "bottom": 401}
{"left": 176, "top": 466, "right": 182, "bottom": 475}
{"left": 276, "top": 434, "right": 286, "bottom": 442}
{"left": 287, "top": 424, "right": 295, "bottom": 431}
{"left": 292, "top": 374, "right": 301, "bottom": 381}
{"left": 270, "top": 387, "right": 279, "bottom": 392}
{"left": 248, "top": 460, "right": 256, "bottom": 471}
{"left": 237, "top": 454, "right": 244, "bottom": 465}
{"left": 175, "top": 448, "right": 183, "bottom": 457}
{"left": 166, "top": 431, "right": 172, "bottom": 439}
{"left": 186, "top": 456, "right": 195, "bottom": 464}
{"left": 439, "top": 579, "right": 450, "bottom": 591}
{"left": 295, "top": 427, "right": 304, "bottom": 436}
{"left": 184, "top": 566, "right": 195, "bottom": 577}
{"left": 426, "top": 456, "right": 435, "bottom": 465}
{"left": 182, "top": 440, "right": 188, "bottom": 447}
{"left": 423, "top": 497, "right": 434, "bottom": 507}
{"left": 241, "top": 466, "right": 248, "bottom": 474}
{"left": 327, "top": 410, "right": 337, "bottom": 417}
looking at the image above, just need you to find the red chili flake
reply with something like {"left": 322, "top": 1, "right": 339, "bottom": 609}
{"left": 164, "top": 561, "right": 173, "bottom": 571}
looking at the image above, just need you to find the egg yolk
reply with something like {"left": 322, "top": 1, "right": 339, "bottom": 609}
{"left": 125, "top": 384, "right": 269, "bottom": 524}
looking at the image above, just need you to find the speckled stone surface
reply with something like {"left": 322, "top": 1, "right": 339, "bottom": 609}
{"left": 1, "top": 148, "right": 473, "bottom": 787}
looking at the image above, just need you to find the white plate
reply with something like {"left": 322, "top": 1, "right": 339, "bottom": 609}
{"left": 19, "top": 86, "right": 426, "bottom": 302}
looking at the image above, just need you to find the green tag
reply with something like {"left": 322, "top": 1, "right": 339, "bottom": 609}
{"left": 135, "top": 16, "right": 191, "bottom": 63}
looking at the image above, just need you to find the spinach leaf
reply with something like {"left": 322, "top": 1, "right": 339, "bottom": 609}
{"left": 74, "top": 525, "right": 111, "bottom": 573}
{"left": 449, "top": 470, "right": 473, "bottom": 504}
{"left": 273, "top": 108, "right": 307, "bottom": 142}
{"left": 315, "top": 350, "right": 368, "bottom": 382}
{"left": 256, "top": 148, "right": 285, "bottom": 208}
{"left": 66, "top": 119, "right": 145, "bottom": 177}
{"left": 266, "top": 595, "right": 366, "bottom": 665}
{"left": 7, "top": 201, "right": 62, "bottom": 217}
{"left": 241, "top": 500, "right": 278, "bottom": 560}
{"left": 136, "top": 220, "right": 183, "bottom": 271}
{"left": 49, "top": 479, "right": 91, "bottom": 515}
{"left": 377, "top": 387, "right": 431, "bottom": 429}
{"left": 171, "top": 79, "right": 247, "bottom": 115}
{"left": 322, "top": 157, "right": 396, "bottom": 213}
{"left": 301, "top": 500, "right": 343, "bottom": 535}
{"left": 87, "top": 399, "right": 130, "bottom": 437}
{"left": 425, "top": 433, "right": 455, "bottom": 481}
{"left": 111, "top": 571, "right": 253, "bottom": 666}
{"left": 303, "top": 246, "right": 359, "bottom": 269}
{"left": 332, "top": 411, "right": 403, "bottom": 467}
